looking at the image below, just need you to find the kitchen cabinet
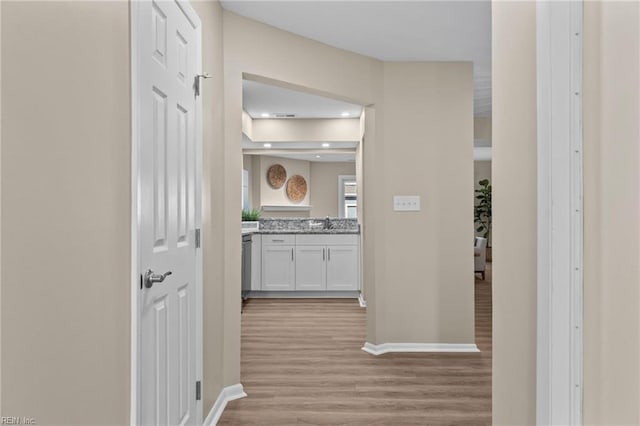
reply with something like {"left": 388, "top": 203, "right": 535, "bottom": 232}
{"left": 262, "top": 239, "right": 295, "bottom": 291}
{"left": 326, "top": 245, "right": 359, "bottom": 291}
{"left": 295, "top": 245, "right": 327, "bottom": 290}
{"left": 259, "top": 233, "right": 359, "bottom": 292}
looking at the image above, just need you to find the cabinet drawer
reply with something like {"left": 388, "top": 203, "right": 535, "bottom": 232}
{"left": 262, "top": 234, "right": 295, "bottom": 245}
{"left": 295, "top": 234, "right": 359, "bottom": 246}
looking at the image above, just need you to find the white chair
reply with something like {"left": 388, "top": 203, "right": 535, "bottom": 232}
{"left": 474, "top": 237, "right": 488, "bottom": 280}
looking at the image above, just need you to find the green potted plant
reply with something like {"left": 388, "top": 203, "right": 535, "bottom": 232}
{"left": 242, "top": 208, "right": 261, "bottom": 231}
{"left": 474, "top": 179, "right": 492, "bottom": 261}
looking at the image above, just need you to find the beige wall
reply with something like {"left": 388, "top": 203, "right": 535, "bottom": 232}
{"left": 375, "top": 62, "right": 474, "bottom": 344}
{"left": 223, "top": 15, "right": 379, "bottom": 386}
{"left": 242, "top": 154, "right": 313, "bottom": 217}
{"left": 259, "top": 155, "right": 311, "bottom": 207}
{"left": 309, "top": 162, "right": 356, "bottom": 217}
{"left": 192, "top": 0, "right": 227, "bottom": 416}
{"left": 261, "top": 210, "right": 308, "bottom": 219}
{"left": 0, "top": 1, "right": 228, "bottom": 421}
{"left": 0, "top": 3, "right": 486, "bottom": 421}
{"left": 491, "top": 1, "right": 538, "bottom": 424}
{"left": 1, "top": 1, "right": 131, "bottom": 424}
{"left": 474, "top": 117, "right": 492, "bottom": 141}
{"left": 243, "top": 156, "right": 354, "bottom": 218}
{"left": 0, "top": 1, "right": 3, "bottom": 413}
{"left": 224, "top": 12, "right": 475, "bottom": 367}
{"left": 225, "top": 12, "right": 475, "bottom": 352}
{"left": 250, "top": 118, "right": 360, "bottom": 142}
{"left": 583, "top": 2, "right": 640, "bottom": 424}
{"left": 222, "top": 13, "right": 381, "bottom": 388}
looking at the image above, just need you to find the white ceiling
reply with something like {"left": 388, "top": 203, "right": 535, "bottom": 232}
{"left": 242, "top": 131, "right": 358, "bottom": 163}
{"left": 243, "top": 80, "right": 363, "bottom": 119}
{"left": 222, "top": 0, "right": 492, "bottom": 117}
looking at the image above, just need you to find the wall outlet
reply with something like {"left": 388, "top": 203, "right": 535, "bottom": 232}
{"left": 393, "top": 196, "right": 421, "bottom": 211}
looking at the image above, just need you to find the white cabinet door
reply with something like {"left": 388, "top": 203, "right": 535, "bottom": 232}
{"left": 262, "top": 245, "right": 295, "bottom": 290}
{"left": 326, "top": 245, "right": 359, "bottom": 291}
{"left": 295, "top": 245, "right": 326, "bottom": 290}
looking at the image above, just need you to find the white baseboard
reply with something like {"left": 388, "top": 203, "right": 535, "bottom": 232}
{"left": 203, "top": 383, "right": 247, "bottom": 426}
{"left": 362, "top": 342, "right": 479, "bottom": 355}
{"left": 246, "top": 290, "right": 359, "bottom": 299}
{"left": 358, "top": 293, "right": 367, "bottom": 308}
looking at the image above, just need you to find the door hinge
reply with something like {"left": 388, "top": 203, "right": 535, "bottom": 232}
{"left": 194, "top": 73, "right": 212, "bottom": 97}
{"left": 196, "top": 381, "right": 201, "bottom": 401}
{"left": 195, "top": 228, "right": 201, "bottom": 249}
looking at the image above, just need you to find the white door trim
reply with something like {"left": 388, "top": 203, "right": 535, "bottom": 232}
{"left": 536, "top": 1, "right": 583, "bottom": 424}
{"left": 130, "top": 3, "right": 141, "bottom": 422}
{"left": 130, "top": 1, "right": 203, "bottom": 424}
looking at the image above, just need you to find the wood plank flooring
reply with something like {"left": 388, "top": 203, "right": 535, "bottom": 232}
{"left": 219, "top": 269, "right": 492, "bottom": 425}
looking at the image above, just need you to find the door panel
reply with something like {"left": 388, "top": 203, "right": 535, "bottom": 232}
{"left": 177, "top": 284, "right": 190, "bottom": 424}
{"left": 176, "top": 105, "right": 189, "bottom": 245}
{"left": 138, "top": 1, "right": 200, "bottom": 425}
{"left": 152, "top": 87, "right": 168, "bottom": 251}
{"left": 262, "top": 246, "right": 295, "bottom": 290}
{"left": 153, "top": 297, "right": 169, "bottom": 425}
{"left": 295, "top": 246, "right": 326, "bottom": 290}
{"left": 326, "top": 245, "right": 359, "bottom": 291}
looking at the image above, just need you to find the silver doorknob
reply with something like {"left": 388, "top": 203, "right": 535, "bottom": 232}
{"left": 143, "top": 269, "right": 172, "bottom": 289}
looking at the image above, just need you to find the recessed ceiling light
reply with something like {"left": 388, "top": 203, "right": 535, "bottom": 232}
{"left": 263, "top": 143, "right": 272, "bottom": 148}
{"left": 260, "top": 113, "right": 270, "bottom": 118}
{"left": 315, "top": 155, "right": 321, "bottom": 159}
{"left": 322, "top": 143, "right": 330, "bottom": 148}
{"left": 341, "top": 112, "right": 350, "bottom": 117}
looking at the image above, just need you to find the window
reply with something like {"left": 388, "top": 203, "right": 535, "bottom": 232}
{"left": 242, "top": 169, "right": 249, "bottom": 210}
{"left": 338, "top": 175, "right": 357, "bottom": 219}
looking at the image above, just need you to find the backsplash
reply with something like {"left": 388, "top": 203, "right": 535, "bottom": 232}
{"left": 259, "top": 218, "right": 359, "bottom": 232}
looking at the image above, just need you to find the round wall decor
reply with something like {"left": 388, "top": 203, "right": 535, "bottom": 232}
{"left": 267, "top": 164, "right": 287, "bottom": 189}
{"left": 286, "top": 175, "right": 308, "bottom": 202}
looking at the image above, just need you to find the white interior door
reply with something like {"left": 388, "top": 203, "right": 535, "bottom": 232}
{"left": 135, "top": 1, "right": 202, "bottom": 425}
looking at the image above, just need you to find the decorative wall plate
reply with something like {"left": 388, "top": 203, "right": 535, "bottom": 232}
{"left": 267, "top": 164, "right": 287, "bottom": 189}
{"left": 286, "top": 175, "right": 308, "bottom": 202}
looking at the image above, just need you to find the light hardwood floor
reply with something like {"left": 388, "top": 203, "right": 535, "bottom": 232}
{"left": 219, "top": 269, "right": 492, "bottom": 425}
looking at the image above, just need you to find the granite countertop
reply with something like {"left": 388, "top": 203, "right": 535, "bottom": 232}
{"left": 242, "top": 218, "right": 360, "bottom": 235}
{"left": 254, "top": 229, "right": 360, "bottom": 235}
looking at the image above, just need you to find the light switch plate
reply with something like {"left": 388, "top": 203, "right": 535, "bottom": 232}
{"left": 393, "top": 195, "right": 421, "bottom": 211}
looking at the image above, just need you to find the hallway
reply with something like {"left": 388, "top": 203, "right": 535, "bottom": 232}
{"left": 219, "top": 270, "right": 492, "bottom": 425}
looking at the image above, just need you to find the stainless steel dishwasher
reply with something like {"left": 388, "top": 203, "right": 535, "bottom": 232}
{"left": 241, "top": 233, "right": 252, "bottom": 301}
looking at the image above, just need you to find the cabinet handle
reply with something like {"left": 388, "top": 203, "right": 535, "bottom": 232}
{"left": 291, "top": 248, "right": 294, "bottom": 261}
{"left": 323, "top": 248, "right": 325, "bottom": 261}
{"left": 328, "top": 248, "right": 331, "bottom": 261}
{"left": 272, "top": 239, "right": 285, "bottom": 243}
